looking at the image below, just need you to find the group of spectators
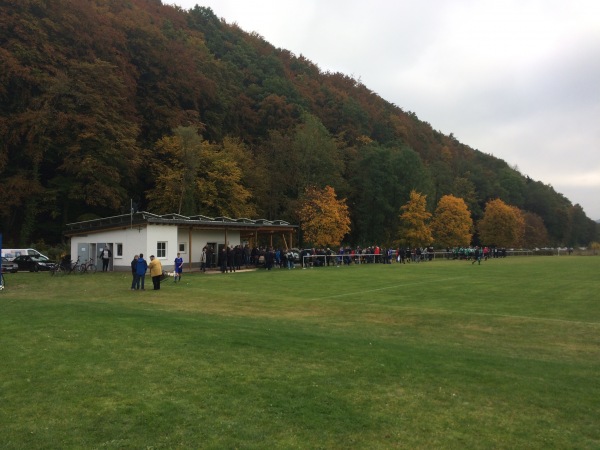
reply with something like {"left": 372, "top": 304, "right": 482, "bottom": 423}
{"left": 190, "top": 243, "right": 510, "bottom": 275}
{"left": 298, "top": 246, "right": 436, "bottom": 267}
{"left": 447, "top": 247, "right": 507, "bottom": 260}
{"left": 130, "top": 253, "right": 163, "bottom": 290}
{"left": 217, "top": 245, "right": 249, "bottom": 273}
{"left": 281, "top": 245, "right": 508, "bottom": 267}
{"left": 214, "top": 245, "right": 298, "bottom": 272}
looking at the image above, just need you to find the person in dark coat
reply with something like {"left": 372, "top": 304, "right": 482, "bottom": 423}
{"left": 226, "top": 246, "right": 235, "bottom": 273}
{"left": 265, "top": 248, "right": 274, "bottom": 270}
{"left": 234, "top": 245, "right": 243, "bottom": 270}
{"left": 206, "top": 246, "right": 214, "bottom": 269}
{"left": 472, "top": 246, "right": 482, "bottom": 265}
{"left": 130, "top": 255, "right": 139, "bottom": 290}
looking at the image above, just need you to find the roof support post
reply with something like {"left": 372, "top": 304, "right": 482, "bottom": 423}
{"left": 189, "top": 227, "right": 193, "bottom": 268}
{"left": 282, "top": 233, "right": 288, "bottom": 250}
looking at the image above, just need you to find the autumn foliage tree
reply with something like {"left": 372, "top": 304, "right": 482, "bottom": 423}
{"left": 478, "top": 199, "right": 525, "bottom": 247}
{"left": 146, "top": 127, "right": 202, "bottom": 215}
{"left": 398, "top": 190, "right": 433, "bottom": 247}
{"left": 430, "top": 195, "right": 473, "bottom": 248}
{"left": 297, "top": 185, "right": 350, "bottom": 248}
{"left": 195, "top": 138, "right": 256, "bottom": 218}
{"left": 146, "top": 127, "right": 256, "bottom": 217}
{"left": 0, "top": 0, "right": 594, "bottom": 248}
{"left": 522, "top": 211, "right": 549, "bottom": 248}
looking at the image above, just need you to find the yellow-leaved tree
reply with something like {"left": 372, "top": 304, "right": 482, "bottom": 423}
{"left": 297, "top": 185, "right": 351, "bottom": 248}
{"left": 146, "top": 127, "right": 200, "bottom": 215}
{"left": 478, "top": 198, "right": 525, "bottom": 247}
{"left": 195, "top": 139, "right": 256, "bottom": 218}
{"left": 147, "top": 127, "right": 255, "bottom": 217}
{"left": 398, "top": 190, "right": 433, "bottom": 247}
{"left": 430, "top": 195, "right": 473, "bottom": 248}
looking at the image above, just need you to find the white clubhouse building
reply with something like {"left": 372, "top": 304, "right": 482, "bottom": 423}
{"left": 64, "top": 211, "right": 298, "bottom": 271}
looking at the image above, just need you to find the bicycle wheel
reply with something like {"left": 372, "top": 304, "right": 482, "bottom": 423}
{"left": 76, "top": 264, "right": 85, "bottom": 274}
{"left": 87, "top": 264, "right": 97, "bottom": 274}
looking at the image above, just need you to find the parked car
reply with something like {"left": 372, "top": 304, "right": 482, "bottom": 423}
{"left": 1, "top": 248, "right": 50, "bottom": 261}
{"left": 12, "top": 255, "right": 56, "bottom": 272}
{"left": 1, "top": 257, "right": 19, "bottom": 273}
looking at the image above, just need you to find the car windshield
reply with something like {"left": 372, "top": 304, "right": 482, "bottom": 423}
{"left": 30, "top": 256, "right": 47, "bottom": 262}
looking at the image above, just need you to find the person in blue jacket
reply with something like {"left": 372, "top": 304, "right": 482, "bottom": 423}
{"left": 135, "top": 253, "right": 148, "bottom": 290}
{"left": 174, "top": 253, "right": 183, "bottom": 282}
{"left": 130, "top": 254, "right": 139, "bottom": 290}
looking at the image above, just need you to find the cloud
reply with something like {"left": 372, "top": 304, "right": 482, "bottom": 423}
{"left": 168, "top": 0, "right": 600, "bottom": 219}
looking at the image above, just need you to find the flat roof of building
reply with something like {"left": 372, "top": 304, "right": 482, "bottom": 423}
{"left": 64, "top": 211, "right": 298, "bottom": 236}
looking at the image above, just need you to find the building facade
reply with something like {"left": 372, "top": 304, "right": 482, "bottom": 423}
{"left": 64, "top": 212, "right": 298, "bottom": 271}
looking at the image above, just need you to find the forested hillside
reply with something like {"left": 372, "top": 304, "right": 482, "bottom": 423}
{"left": 0, "top": 0, "right": 597, "bottom": 247}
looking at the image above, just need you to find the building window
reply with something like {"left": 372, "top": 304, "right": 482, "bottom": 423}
{"left": 157, "top": 242, "right": 166, "bottom": 258}
{"left": 116, "top": 243, "right": 123, "bottom": 258}
{"left": 178, "top": 242, "right": 186, "bottom": 253}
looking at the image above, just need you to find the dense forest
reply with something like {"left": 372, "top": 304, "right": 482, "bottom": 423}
{"left": 0, "top": 0, "right": 597, "bottom": 248}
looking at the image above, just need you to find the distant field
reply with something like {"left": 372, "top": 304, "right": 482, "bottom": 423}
{"left": 1, "top": 256, "right": 599, "bottom": 449}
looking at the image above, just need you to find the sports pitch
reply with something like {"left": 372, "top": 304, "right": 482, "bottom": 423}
{"left": 1, "top": 256, "right": 599, "bottom": 448}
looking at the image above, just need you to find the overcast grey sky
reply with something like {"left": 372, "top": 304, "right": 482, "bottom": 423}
{"left": 166, "top": 0, "right": 600, "bottom": 219}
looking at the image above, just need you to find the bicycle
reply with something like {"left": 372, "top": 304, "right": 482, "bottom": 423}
{"left": 79, "top": 257, "right": 97, "bottom": 274}
{"left": 51, "top": 255, "right": 80, "bottom": 276}
{"left": 50, "top": 257, "right": 67, "bottom": 276}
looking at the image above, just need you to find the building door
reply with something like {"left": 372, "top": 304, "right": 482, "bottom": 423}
{"left": 77, "top": 243, "right": 90, "bottom": 263}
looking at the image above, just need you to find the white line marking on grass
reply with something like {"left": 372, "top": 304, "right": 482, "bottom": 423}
{"left": 312, "top": 277, "right": 467, "bottom": 300}
{"left": 311, "top": 278, "right": 600, "bottom": 326}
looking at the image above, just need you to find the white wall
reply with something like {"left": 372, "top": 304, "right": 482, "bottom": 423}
{"left": 70, "top": 227, "right": 147, "bottom": 271}
{"left": 146, "top": 224, "right": 178, "bottom": 268}
{"left": 122, "top": 228, "right": 148, "bottom": 264}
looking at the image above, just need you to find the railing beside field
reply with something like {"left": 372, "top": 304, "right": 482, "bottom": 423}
{"left": 300, "top": 248, "right": 596, "bottom": 267}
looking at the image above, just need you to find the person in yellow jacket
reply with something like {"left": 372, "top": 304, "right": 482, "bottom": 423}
{"left": 148, "top": 255, "right": 163, "bottom": 290}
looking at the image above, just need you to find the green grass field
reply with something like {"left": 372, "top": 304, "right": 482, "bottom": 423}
{"left": 1, "top": 256, "right": 599, "bottom": 449}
